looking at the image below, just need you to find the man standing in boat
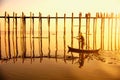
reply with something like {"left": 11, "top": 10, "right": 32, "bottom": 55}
{"left": 79, "top": 32, "right": 85, "bottom": 49}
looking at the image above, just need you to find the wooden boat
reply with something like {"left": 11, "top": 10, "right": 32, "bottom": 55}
{"left": 68, "top": 46, "right": 100, "bottom": 53}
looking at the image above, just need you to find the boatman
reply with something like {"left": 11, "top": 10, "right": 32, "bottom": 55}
{"left": 79, "top": 32, "right": 85, "bottom": 49}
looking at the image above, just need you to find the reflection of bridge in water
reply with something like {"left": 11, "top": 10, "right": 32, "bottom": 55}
{"left": 0, "top": 28, "right": 105, "bottom": 68}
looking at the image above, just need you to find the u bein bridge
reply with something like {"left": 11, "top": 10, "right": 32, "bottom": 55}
{"left": 0, "top": 12, "right": 120, "bottom": 61}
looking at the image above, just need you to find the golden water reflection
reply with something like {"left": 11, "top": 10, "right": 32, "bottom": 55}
{"left": 0, "top": 32, "right": 120, "bottom": 66}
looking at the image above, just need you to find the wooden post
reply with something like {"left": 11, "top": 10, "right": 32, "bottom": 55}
{"left": 101, "top": 13, "right": 105, "bottom": 50}
{"left": 13, "top": 12, "right": 16, "bottom": 58}
{"left": 79, "top": 13, "right": 82, "bottom": 49}
{"left": 85, "top": 13, "right": 90, "bottom": 49}
{"left": 20, "top": 12, "right": 24, "bottom": 38}
{"left": 30, "top": 12, "right": 34, "bottom": 37}
{"left": 12, "top": 12, "right": 15, "bottom": 38}
{"left": 30, "top": 12, "right": 32, "bottom": 59}
{"left": 64, "top": 13, "right": 66, "bottom": 38}
{"left": 93, "top": 13, "right": 98, "bottom": 49}
{"left": 85, "top": 14, "right": 88, "bottom": 49}
{"left": 38, "top": 12, "right": 43, "bottom": 59}
{"left": 88, "top": 13, "right": 90, "bottom": 49}
{"left": 30, "top": 12, "right": 34, "bottom": 58}
{"left": 15, "top": 13, "right": 18, "bottom": 57}
{"left": 118, "top": 13, "right": 120, "bottom": 50}
{"left": 107, "top": 13, "right": 110, "bottom": 50}
{"left": 23, "top": 13, "right": 26, "bottom": 58}
{"left": 115, "top": 14, "right": 117, "bottom": 50}
{"left": 55, "top": 13, "right": 58, "bottom": 61}
{"left": 48, "top": 15, "right": 50, "bottom": 57}
{"left": 79, "top": 13, "right": 82, "bottom": 36}
{"left": 38, "top": 12, "right": 42, "bottom": 38}
{"left": 111, "top": 13, "right": 114, "bottom": 50}
{"left": 71, "top": 13, "right": 74, "bottom": 48}
{"left": 63, "top": 13, "right": 66, "bottom": 62}
{"left": 0, "top": 23, "right": 1, "bottom": 59}
{"left": 21, "top": 12, "right": 26, "bottom": 58}
{"left": 71, "top": 13, "right": 74, "bottom": 58}
{"left": 7, "top": 14, "right": 11, "bottom": 59}
{"left": 4, "top": 12, "right": 8, "bottom": 59}
{"left": 56, "top": 13, "right": 58, "bottom": 50}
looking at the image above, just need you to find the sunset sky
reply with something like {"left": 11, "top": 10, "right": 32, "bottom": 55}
{"left": 0, "top": 0, "right": 120, "bottom": 16}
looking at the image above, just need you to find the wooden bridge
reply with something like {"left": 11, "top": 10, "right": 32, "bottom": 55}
{"left": 0, "top": 12, "right": 120, "bottom": 59}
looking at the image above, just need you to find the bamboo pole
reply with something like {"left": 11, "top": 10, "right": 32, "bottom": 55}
{"left": 7, "top": 14, "right": 11, "bottom": 59}
{"left": 48, "top": 15, "right": 50, "bottom": 57}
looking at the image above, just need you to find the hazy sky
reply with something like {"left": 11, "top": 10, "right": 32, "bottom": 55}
{"left": 0, "top": 0, "right": 120, "bottom": 16}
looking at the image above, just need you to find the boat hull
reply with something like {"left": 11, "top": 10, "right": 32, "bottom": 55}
{"left": 68, "top": 46, "right": 100, "bottom": 53}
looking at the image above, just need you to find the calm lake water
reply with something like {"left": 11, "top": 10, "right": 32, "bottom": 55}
{"left": 0, "top": 31, "right": 120, "bottom": 80}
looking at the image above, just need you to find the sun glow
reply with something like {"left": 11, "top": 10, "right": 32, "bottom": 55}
{"left": 0, "top": 0, "right": 120, "bottom": 16}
